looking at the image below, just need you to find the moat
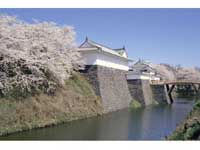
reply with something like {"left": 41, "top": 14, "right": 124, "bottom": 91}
{"left": 0, "top": 98, "right": 194, "bottom": 140}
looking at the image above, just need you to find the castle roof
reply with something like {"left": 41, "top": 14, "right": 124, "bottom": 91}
{"left": 130, "top": 59, "right": 157, "bottom": 73}
{"left": 78, "top": 37, "right": 130, "bottom": 60}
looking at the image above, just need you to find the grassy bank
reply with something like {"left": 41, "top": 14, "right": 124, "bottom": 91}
{"left": 0, "top": 72, "right": 103, "bottom": 136}
{"left": 168, "top": 100, "right": 200, "bottom": 140}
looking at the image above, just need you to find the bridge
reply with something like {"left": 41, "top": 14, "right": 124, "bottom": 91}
{"left": 151, "top": 80, "right": 200, "bottom": 104}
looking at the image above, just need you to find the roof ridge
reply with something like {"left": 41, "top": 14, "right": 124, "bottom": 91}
{"left": 87, "top": 39, "right": 115, "bottom": 50}
{"left": 135, "top": 59, "right": 154, "bottom": 68}
{"left": 87, "top": 38, "right": 125, "bottom": 52}
{"left": 113, "top": 48, "right": 125, "bottom": 51}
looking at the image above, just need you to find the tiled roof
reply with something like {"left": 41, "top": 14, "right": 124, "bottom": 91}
{"left": 79, "top": 37, "right": 129, "bottom": 59}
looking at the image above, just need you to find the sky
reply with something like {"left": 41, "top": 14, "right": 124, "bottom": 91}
{"left": 0, "top": 8, "right": 200, "bottom": 67}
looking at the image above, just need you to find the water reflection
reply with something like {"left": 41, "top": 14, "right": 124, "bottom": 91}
{"left": 128, "top": 105, "right": 174, "bottom": 140}
{"left": 128, "top": 100, "right": 194, "bottom": 140}
{"left": 0, "top": 99, "right": 194, "bottom": 140}
{"left": 95, "top": 110, "right": 130, "bottom": 140}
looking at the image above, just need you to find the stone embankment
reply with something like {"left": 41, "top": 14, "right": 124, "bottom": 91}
{"left": 81, "top": 65, "right": 132, "bottom": 113}
{"left": 127, "top": 79, "right": 168, "bottom": 106}
{"left": 82, "top": 65, "right": 168, "bottom": 111}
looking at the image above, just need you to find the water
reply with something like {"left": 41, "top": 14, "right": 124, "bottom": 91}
{"left": 0, "top": 98, "right": 194, "bottom": 140}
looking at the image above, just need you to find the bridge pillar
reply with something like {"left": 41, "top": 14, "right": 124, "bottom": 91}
{"left": 192, "top": 84, "right": 198, "bottom": 94}
{"left": 197, "top": 84, "right": 200, "bottom": 95}
{"left": 165, "top": 84, "right": 174, "bottom": 104}
{"left": 164, "top": 81, "right": 200, "bottom": 102}
{"left": 164, "top": 84, "right": 171, "bottom": 104}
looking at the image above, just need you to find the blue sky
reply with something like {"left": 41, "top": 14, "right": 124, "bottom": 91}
{"left": 0, "top": 8, "right": 200, "bottom": 67}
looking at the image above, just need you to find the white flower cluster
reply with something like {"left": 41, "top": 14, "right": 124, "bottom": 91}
{"left": 0, "top": 15, "right": 82, "bottom": 97}
{"left": 155, "top": 64, "right": 200, "bottom": 82}
{"left": 176, "top": 67, "right": 200, "bottom": 82}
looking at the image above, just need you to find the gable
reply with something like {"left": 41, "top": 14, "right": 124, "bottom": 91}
{"left": 79, "top": 38, "right": 129, "bottom": 60}
{"left": 118, "top": 50, "right": 128, "bottom": 58}
{"left": 79, "top": 40, "right": 96, "bottom": 48}
{"left": 131, "top": 60, "right": 156, "bottom": 73}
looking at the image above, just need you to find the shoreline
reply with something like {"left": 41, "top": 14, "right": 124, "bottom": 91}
{"left": 0, "top": 73, "right": 103, "bottom": 137}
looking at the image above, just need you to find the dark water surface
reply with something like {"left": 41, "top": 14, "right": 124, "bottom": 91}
{"left": 0, "top": 98, "right": 194, "bottom": 140}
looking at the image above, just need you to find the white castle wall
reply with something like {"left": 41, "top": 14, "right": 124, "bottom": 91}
{"left": 81, "top": 51, "right": 129, "bottom": 71}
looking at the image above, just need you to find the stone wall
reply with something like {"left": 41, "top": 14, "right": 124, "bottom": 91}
{"left": 151, "top": 84, "right": 168, "bottom": 104}
{"left": 80, "top": 65, "right": 100, "bottom": 96}
{"left": 98, "top": 66, "right": 132, "bottom": 113}
{"left": 127, "top": 79, "right": 168, "bottom": 106}
{"left": 142, "top": 80, "right": 155, "bottom": 105}
{"left": 127, "top": 79, "right": 155, "bottom": 106}
{"left": 127, "top": 79, "right": 145, "bottom": 105}
{"left": 81, "top": 66, "right": 168, "bottom": 111}
{"left": 81, "top": 65, "right": 132, "bottom": 113}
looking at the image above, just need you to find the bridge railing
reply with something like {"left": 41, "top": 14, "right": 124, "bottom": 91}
{"left": 150, "top": 80, "right": 164, "bottom": 85}
{"left": 150, "top": 80, "right": 200, "bottom": 85}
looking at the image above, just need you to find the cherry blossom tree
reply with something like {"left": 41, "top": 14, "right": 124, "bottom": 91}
{"left": 155, "top": 64, "right": 177, "bottom": 81}
{"left": 176, "top": 67, "right": 200, "bottom": 81}
{"left": 155, "top": 64, "right": 200, "bottom": 82}
{"left": 0, "top": 15, "right": 82, "bottom": 97}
